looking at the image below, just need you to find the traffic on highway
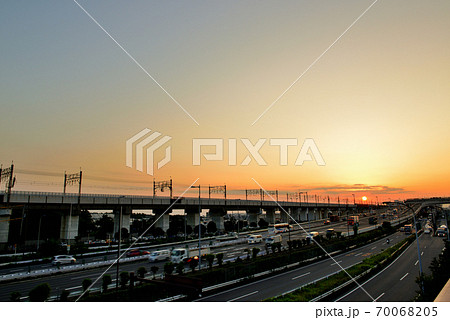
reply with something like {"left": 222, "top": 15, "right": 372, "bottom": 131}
{"left": 0, "top": 207, "right": 429, "bottom": 302}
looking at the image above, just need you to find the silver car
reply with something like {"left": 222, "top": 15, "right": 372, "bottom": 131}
{"left": 52, "top": 255, "right": 76, "bottom": 266}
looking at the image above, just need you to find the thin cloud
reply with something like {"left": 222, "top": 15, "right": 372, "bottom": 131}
{"left": 288, "top": 184, "right": 407, "bottom": 195}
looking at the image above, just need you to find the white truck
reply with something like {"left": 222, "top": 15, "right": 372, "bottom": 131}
{"left": 171, "top": 247, "right": 211, "bottom": 264}
{"left": 265, "top": 234, "right": 282, "bottom": 245}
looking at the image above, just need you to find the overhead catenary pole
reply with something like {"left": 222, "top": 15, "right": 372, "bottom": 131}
{"left": 63, "top": 171, "right": 67, "bottom": 194}
{"left": 78, "top": 170, "right": 82, "bottom": 205}
{"left": 153, "top": 179, "right": 173, "bottom": 199}
{"left": 0, "top": 164, "right": 16, "bottom": 204}
{"left": 153, "top": 178, "right": 156, "bottom": 198}
{"left": 6, "top": 164, "right": 15, "bottom": 203}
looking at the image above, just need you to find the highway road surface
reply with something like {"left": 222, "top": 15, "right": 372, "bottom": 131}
{"left": 0, "top": 211, "right": 408, "bottom": 301}
{"left": 336, "top": 232, "right": 446, "bottom": 302}
{"left": 196, "top": 232, "right": 408, "bottom": 301}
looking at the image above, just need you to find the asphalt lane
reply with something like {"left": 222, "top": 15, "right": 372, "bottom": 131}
{"left": 197, "top": 232, "right": 408, "bottom": 302}
{"left": 337, "top": 232, "right": 445, "bottom": 302}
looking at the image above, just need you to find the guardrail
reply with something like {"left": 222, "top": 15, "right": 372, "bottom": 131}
{"left": 0, "top": 255, "right": 148, "bottom": 283}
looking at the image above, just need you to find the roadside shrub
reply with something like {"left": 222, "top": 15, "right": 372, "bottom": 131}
{"left": 120, "top": 271, "right": 130, "bottom": 288}
{"left": 205, "top": 254, "right": 215, "bottom": 269}
{"left": 252, "top": 248, "right": 260, "bottom": 259}
{"left": 82, "top": 278, "right": 93, "bottom": 292}
{"left": 29, "top": 283, "right": 51, "bottom": 302}
{"left": 189, "top": 258, "right": 199, "bottom": 272}
{"left": 150, "top": 266, "right": 159, "bottom": 279}
{"left": 137, "top": 267, "right": 147, "bottom": 278}
{"left": 60, "top": 289, "right": 70, "bottom": 302}
{"left": 102, "top": 274, "right": 112, "bottom": 292}
{"left": 164, "top": 262, "right": 175, "bottom": 275}
{"left": 176, "top": 262, "right": 184, "bottom": 275}
{"left": 10, "top": 291, "right": 21, "bottom": 302}
{"left": 216, "top": 253, "right": 224, "bottom": 266}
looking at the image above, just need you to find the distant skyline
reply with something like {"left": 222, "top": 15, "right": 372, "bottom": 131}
{"left": 1, "top": 1, "right": 450, "bottom": 202}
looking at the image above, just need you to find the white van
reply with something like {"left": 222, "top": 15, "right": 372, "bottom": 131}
{"left": 148, "top": 250, "right": 171, "bottom": 262}
{"left": 248, "top": 234, "right": 263, "bottom": 244}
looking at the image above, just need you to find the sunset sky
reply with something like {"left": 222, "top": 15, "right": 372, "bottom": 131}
{"left": 1, "top": 0, "right": 449, "bottom": 202}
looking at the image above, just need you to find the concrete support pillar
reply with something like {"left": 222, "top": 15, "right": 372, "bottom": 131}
{"left": 247, "top": 209, "right": 260, "bottom": 226}
{"left": 265, "top": 208, "right": 276, "bottom": 224}
{"left": 299, "top": 208, "right": 309, "bottom": 222}
{"left": 60, "top": 213, "right": 79, "bottom": 241}
{"left": 153, "top": 208, "right": 170, "bottom": 232}
{"left": 114, "top": 206, "right": 131, "bottom": 234}
{"left": 209, "top": 208, "right": 225, "bottom": 230}
{"left": 0, "top": 209, "right": 12, "bottom": 246}
{"left": 280, "top": 209, "right": 289, "bottom": 223}
{"left": 312, "top": 209, "right": 319, "bottom": 221}
{"left": 291, "top": 208, "right": 301, "bottom": 223}
{"left": 185, "top": 208, "right": 199, "bottom": 228}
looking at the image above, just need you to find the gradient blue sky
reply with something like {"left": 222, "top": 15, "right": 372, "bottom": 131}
{"left": 1, "top": 1, "right": 450, "bottom": 201}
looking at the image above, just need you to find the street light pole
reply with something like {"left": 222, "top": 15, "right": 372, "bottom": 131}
{"left": 306, "top": 192, "right": 310, "bottom": 233}
{"left": 116, "top": 196, "right": 124, "bottom": 293}
{"left": 198, "top": 186, "right": 201, "bottom": 270}
{"left": 37, "top": 214, "right": 44, "bottom": 251}
{"left": 191, "top": 185, "right": 201, "bottom": 270}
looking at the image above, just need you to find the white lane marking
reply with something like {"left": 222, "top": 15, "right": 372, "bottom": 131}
{"left": 415, "top": 260, "right": 419, "bottom": 266}
{"left": 421, "top": 252, "right": 424, "bottom": 256}
{"left": 292, "top": 272, "right": 311, "bottom": 280}
{"left": 227, "top": 291, "right": 258, "bottom": 302}
{"left": 71, "top": 274, "right": 100, "bottom": 280}
{"left": 331, "top": 260, "right": 343, "bottom": 266}
{"left": 400, "top": 273, "right": 409, "bottom": 281}
{"left": 355, "top": 253, "right": 362, "bottom": 256}
{"left": 371, "top": 246, "right": 377, "bottom": 250}
{"left": 374, "top": 292, "right": 385, "bottom": 301}
{"left": 9, "top": 268, "right": 25, "bottom": 273}
{"left": 66, "top": 285, "right": 82, "bottom": 290}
